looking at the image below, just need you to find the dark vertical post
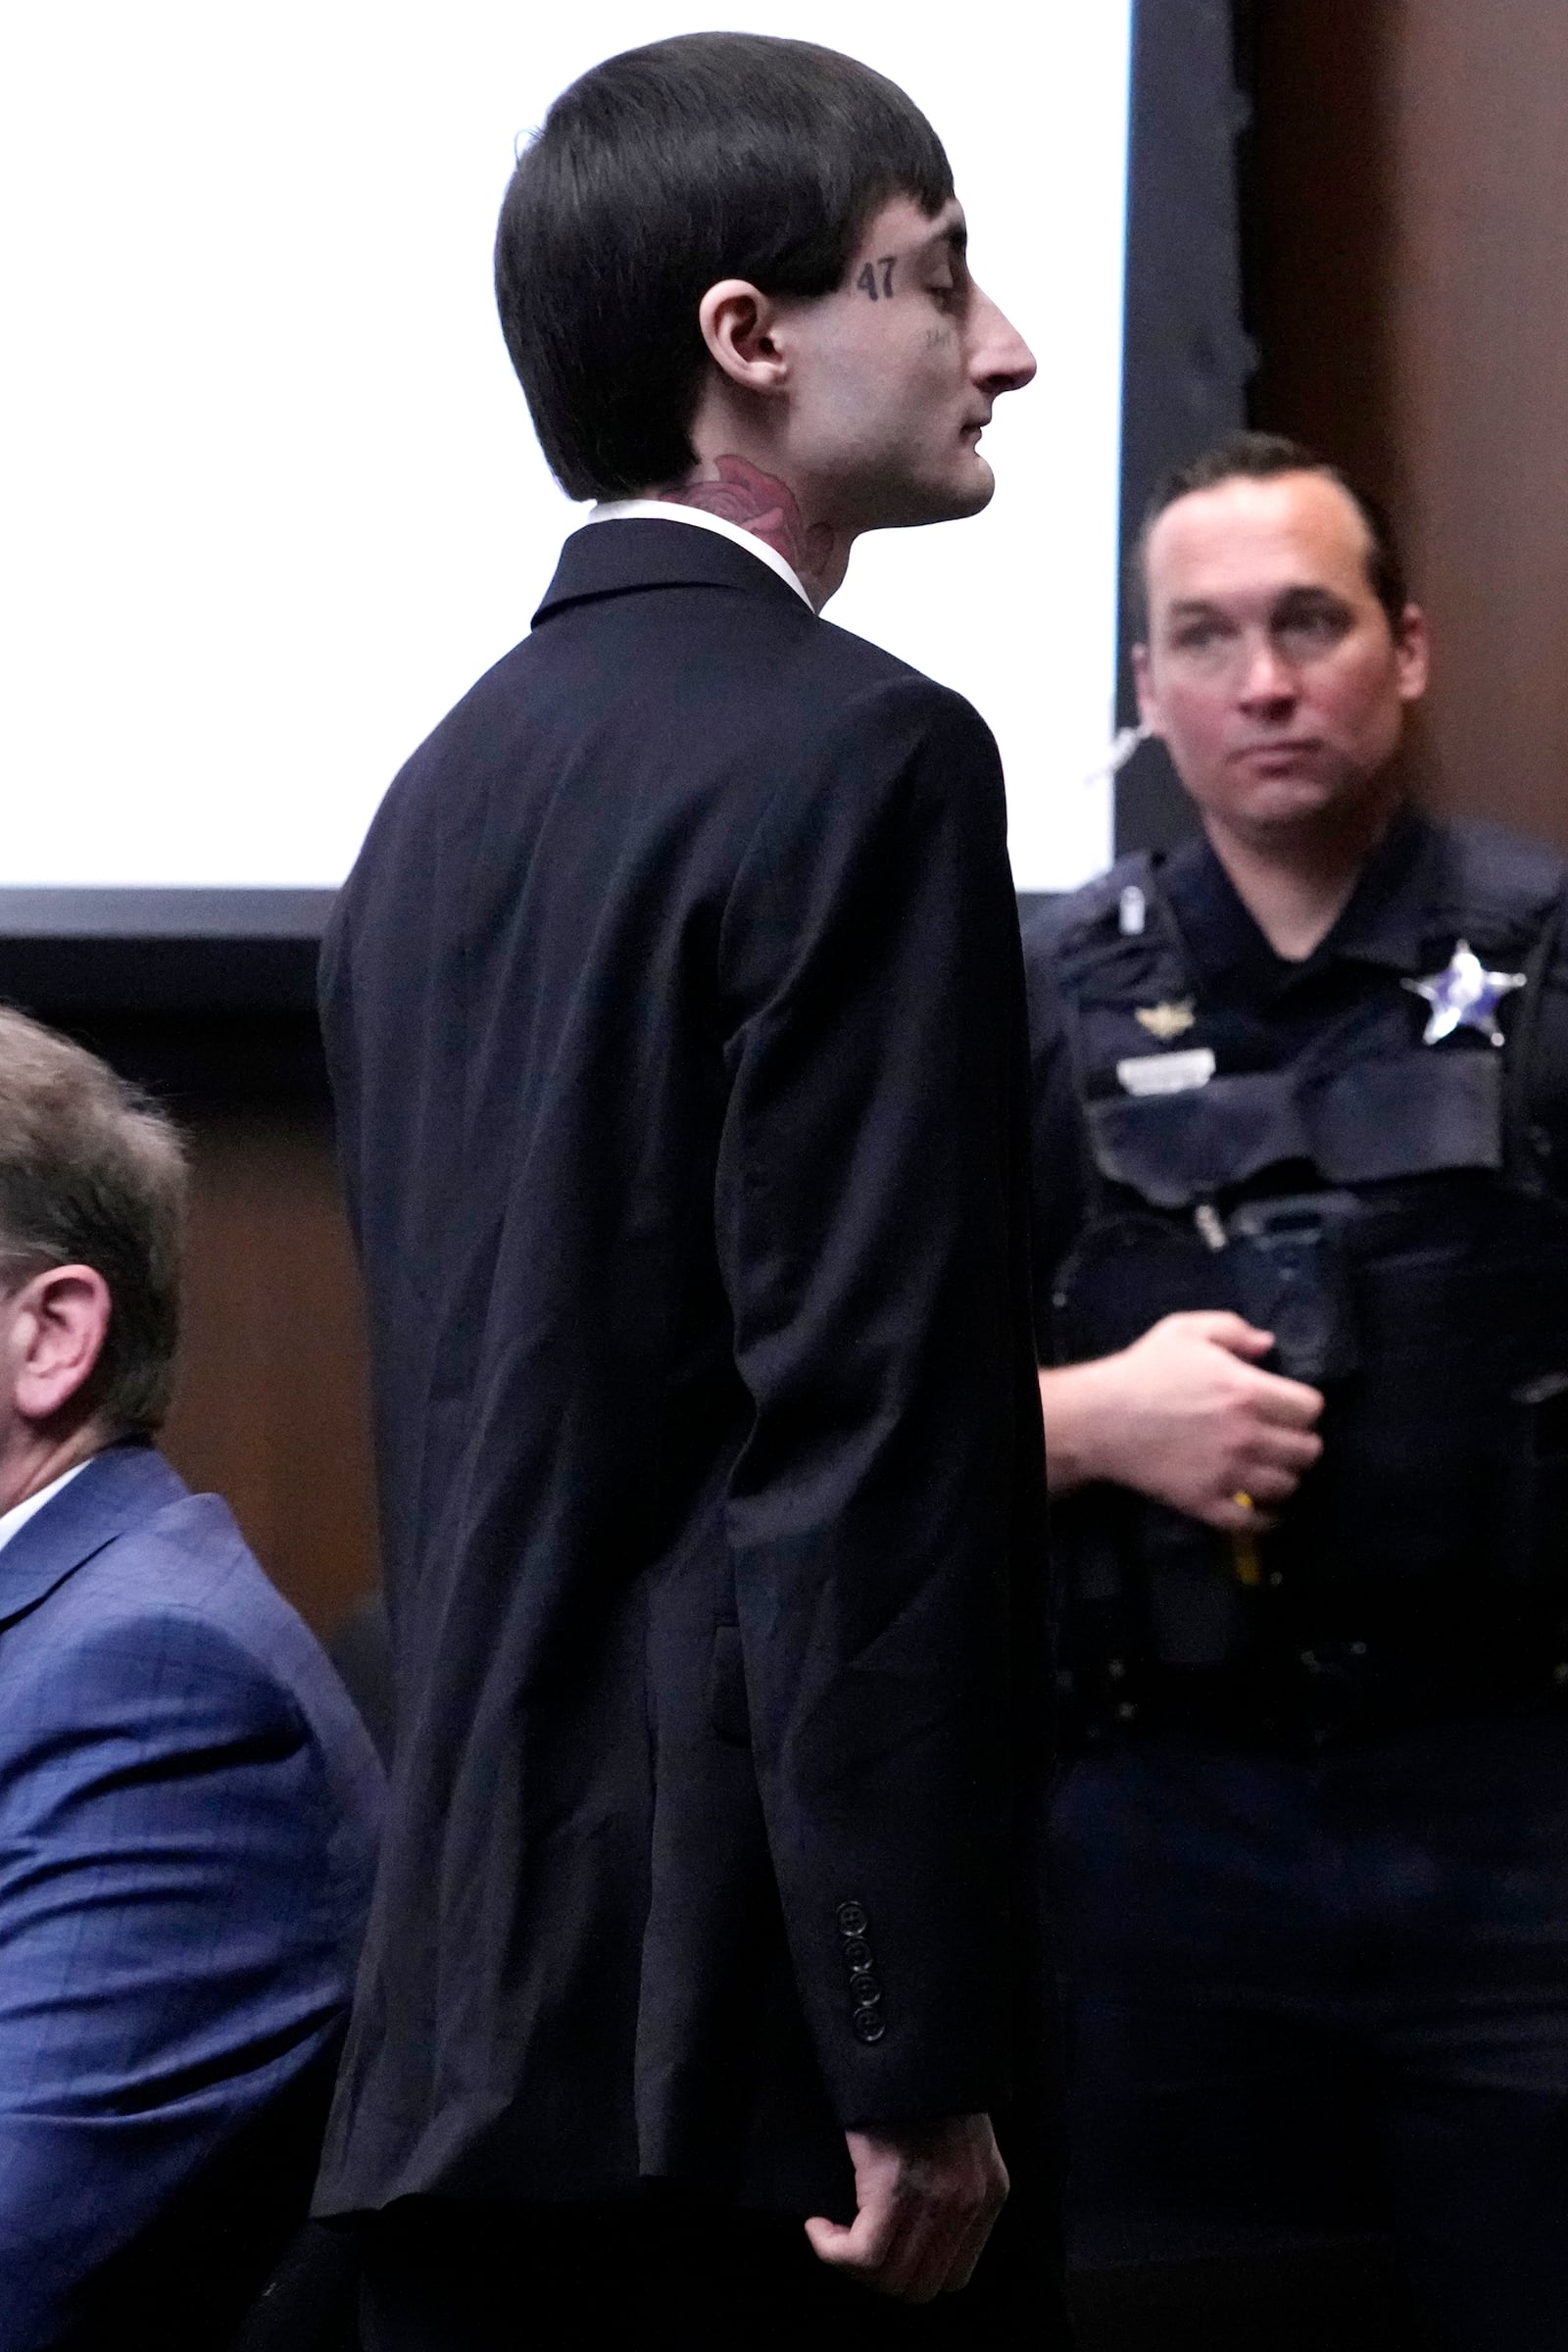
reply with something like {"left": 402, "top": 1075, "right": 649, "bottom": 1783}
{"left": 1113, "top": 0, "right": 1253, "bottom": 855}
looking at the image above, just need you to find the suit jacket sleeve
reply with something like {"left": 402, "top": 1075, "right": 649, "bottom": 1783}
{"left": 715, "top": 671, "right": 1045, "bottom": 2129}
{"left": 1019, "top": 911, "right": 1091, "bottom": 1348}
{"left": 0, "top": 1607, "right": 350, "bottom": 2351}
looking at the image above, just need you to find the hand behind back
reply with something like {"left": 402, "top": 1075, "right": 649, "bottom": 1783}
{"left": 805, "top": 2113, "right": 1008, "bottom": 2301}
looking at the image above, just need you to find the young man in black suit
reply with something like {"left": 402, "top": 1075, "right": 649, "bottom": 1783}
{"left": 316, "top": 34, "right": 1058, "bottom": 2346}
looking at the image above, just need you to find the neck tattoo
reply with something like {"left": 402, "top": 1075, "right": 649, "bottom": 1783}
{"left": 657, "top": 456, "right": 835, "bottom": 598}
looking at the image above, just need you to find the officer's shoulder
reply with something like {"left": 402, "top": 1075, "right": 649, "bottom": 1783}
{"left": 1018, "top": 853, "right": 1154, "bottom": 970}
{"left": 1435, "top": 815, "right": 1568, "bottom": 927}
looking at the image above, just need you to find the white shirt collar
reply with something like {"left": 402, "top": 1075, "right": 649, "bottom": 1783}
{"left": 0, "top": 1459, "right": 91, "bottom": 1554}
{"left": 585, "top": 498, "right": 815, "bottom": 611}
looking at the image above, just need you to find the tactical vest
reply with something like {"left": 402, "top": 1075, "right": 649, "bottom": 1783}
{"left": 1043, "top": 823, "right": 1568, "bottom": 1736}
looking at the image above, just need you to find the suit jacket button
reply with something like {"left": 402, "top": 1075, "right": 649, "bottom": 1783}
{"left": 848, "top": 1969, "right": 881, "bottom": 2005}
{"left": 836, "top": 1902, "right": 870, "bottom": 1937}
{"left": 852, "top": 2007, "right": 887, "bottom": 2044}
{"left": 842, "top": 1936, "right": 873, "bottom": 1972}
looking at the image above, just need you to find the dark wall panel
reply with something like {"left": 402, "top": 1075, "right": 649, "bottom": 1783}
{"left": 1250, "top": 0, "right": 1568, "bottom": 849}
{"left": 1114, "top": 0, "right": 1251, "bottom": 854}
{"left": 160, "top": 1105, "right": 378, "bottom": 1639}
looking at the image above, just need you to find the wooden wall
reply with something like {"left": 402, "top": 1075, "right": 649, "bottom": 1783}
{"left": 1250, "top": 0, "right": 1568, "bottom": 846}
{"left": 159, "top": 1103, "right": 377, "bottom": 1639}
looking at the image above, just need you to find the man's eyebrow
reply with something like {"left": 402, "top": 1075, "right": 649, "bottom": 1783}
{"left": 1273, "top": 582, "right": 1349, "bottom": 606}
{"left": 1160, "top": 587, "right": 1349, "bottom": 621}
{"left": 1162, "top": 598, "right": 1228, "bottom": 621}
{"left": 911, "top": 216, "right": 968, "bottom": 261}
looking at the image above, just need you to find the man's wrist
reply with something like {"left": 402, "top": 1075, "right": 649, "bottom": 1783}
{"left": 1038, "top": 1353, "right": 1123, "bottom": 1494}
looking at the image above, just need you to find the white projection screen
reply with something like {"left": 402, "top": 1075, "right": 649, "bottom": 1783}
{"left": 5, "top": 6, "right": 1132, "bottom": 899}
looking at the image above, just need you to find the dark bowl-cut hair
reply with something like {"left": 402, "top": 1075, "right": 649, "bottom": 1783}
{"left": 1130, "top": 430, "right": 1410, "bottom": 637}
{"left": 495, "top": 32, "right": 954, "bottom": 501}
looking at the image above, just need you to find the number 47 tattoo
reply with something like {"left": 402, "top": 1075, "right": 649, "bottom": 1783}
{"left": 857, "top": 255, "right": 897, "bottom": 301}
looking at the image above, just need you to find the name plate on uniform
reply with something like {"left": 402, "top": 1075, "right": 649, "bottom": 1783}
{"left": 1116, "top": 1048, "right": 1217, "bottom": 1098}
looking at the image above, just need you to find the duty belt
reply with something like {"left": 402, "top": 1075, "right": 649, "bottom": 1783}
{"left": 1083, "top": 1625, "right": 1568, "bottom": 1754}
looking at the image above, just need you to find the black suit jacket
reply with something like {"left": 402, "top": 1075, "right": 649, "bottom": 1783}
{"left": 315, "top": 519, "right": 1054, "bottom": 2220}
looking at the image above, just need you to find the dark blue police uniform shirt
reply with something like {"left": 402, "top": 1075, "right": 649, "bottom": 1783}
{"left": 1022, "top": 805, "right": 1568, "bottom": 1342}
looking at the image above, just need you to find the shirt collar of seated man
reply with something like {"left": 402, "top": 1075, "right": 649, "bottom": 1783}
{"left": 1130, "top": 437, "right": 1431, "bottom": 964}
{"left": 636, "top": 193, "right": 1036, "bottom": 612}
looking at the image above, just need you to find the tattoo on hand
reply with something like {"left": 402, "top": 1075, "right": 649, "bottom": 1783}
{"left": 856, "top": 255, "right": 897, "bottom": 301}
{"left": 656, "top": 454, "right": 835, "bottom": 589}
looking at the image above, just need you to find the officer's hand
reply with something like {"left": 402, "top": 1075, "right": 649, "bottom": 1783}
{"left": 805, "top": 2114, "right": 1008, "bottom": 2301}
{"left": 1039, "top": 1310, "right": 1324, "bottom": 1527}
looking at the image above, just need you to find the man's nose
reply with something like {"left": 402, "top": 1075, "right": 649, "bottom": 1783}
{"left": 1236, "top": 632, "right": 1298, "bottom": 706}
{"left": 969, "top": 283, "right": 1037, "bottom": 395}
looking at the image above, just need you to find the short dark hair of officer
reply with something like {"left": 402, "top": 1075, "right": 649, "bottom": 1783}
{"left": 494, "top": 32, "right": 955, "bottom": 500}
{"left": 0, "top": 1009, "right": 186, "bottom": 1437}
{"left": 1130, "top": 430, "right": 1408, "bottom": 636}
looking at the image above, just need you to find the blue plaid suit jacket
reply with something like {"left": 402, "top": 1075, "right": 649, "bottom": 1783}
{"left": 0, "top": 1443, "right": 381, "bottom": 2349}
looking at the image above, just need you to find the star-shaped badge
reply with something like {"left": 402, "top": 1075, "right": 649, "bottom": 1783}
{"left": 1403, "top": 939, "right": 1527, "bottom": 1047}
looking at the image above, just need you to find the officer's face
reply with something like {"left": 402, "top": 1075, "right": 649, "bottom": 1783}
{"left": 1131, "top": 471, "right": 1429, "bottom": 841}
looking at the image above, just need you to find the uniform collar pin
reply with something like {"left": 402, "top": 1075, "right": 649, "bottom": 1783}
{"left": 1403, "top": 939, "right": 1527, "bottom": 1047}
{"left": 1134, "top": 999, "right": 1196, "bottom": 1043}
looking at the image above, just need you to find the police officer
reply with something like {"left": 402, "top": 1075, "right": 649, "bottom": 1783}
{"left": 1026, "top": 432, "right": 1568, "bottom": 2350}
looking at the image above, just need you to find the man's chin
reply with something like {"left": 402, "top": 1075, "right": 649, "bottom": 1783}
{"left": 935, "top": 452, "right": 996, "bottom": 520}
{"left": 869, "top": 461, "right": 996, "bottom": 531}
{"left": 1250, "top": 778, "right": 1332, "bottom": 816}
{"left": 947, "top": 461, "right": 996, "bottom": 519}
{"left": 1223, "top": 778, "right": 1371, "bottom": 844}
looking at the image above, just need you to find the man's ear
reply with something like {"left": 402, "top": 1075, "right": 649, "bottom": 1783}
{"left": 1394, "top": 602, "right": 1430, "bottom": 705}
{"left": 7, "top": 1265, "right": 112, "bottom": 1426}
{"left": 1131, "top": 642, "right": 1162, "bottom": 737}
{"left": 697, "top": 279, "right": 789, "bottom": 397}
